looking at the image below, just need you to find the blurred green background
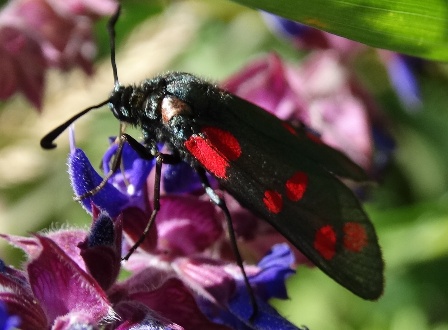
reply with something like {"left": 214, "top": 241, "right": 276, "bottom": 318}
{"left": 1, "top": 1, "right": 448, "bottom": 329}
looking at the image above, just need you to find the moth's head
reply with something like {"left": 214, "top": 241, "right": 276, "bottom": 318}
{"left": 108, "top": 85, "right": 137, "bottom": 124}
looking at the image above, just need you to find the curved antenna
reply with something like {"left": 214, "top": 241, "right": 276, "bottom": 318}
{"left": 108, "top": 4, "right": 121, "bottom": 91}
{"left": 40, "top": 99, "right": 110, "bottom": 149}
{"left": 41, "top": 6, "right": 123, "bottom": 150}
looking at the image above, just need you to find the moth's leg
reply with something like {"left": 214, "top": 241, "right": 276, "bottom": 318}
{"left": 196, "top": 167, "right": 258, "bottom": 320}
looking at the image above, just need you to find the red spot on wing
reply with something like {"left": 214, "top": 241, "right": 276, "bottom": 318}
{"left": 185, "top": 137, "right": 227, "bottom": 178}
{"left": 263, "top": 190, "right": 283, "bottom": 214}
{"left": 184, "top": 127, "right": 241, "bottom": 179}
{"left": 343, "top": 222, "right": 368, "bottom": 252}
{"left": 314, "top": 225, "right": 337, "bottom": 260}
{"left": 202, "top": 127, "right": 241, "bottom": 161}
{"left": 285, "top": 171, "right": 308, "bottom": 201}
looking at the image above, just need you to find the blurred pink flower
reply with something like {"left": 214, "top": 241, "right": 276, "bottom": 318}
{"left": 0, "top": 24, "right": 46, "bottom": 108}
{"left": 223, "top": 52, "right": 374, "bottom": 170}
{"left": 0, "top": 0, "right": 118, "bottom": 109}
{"left": 263, "top": 13, "right": 422, "bottom": 111}
{"left": 46, "top": 0, "right": 118, "bottom": 17}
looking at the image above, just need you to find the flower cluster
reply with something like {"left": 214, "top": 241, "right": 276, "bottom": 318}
{"left": 61, "top": 135, "right": 302, "bottom": 329}
{"left": 0, "top": 0, "right": 117, "bottom": 109}
{"left": 0, "top": 210, "right": 299, "bottom": 329}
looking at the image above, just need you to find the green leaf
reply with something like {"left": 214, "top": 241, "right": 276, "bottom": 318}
{"left": 231, "top": 0, "right": 448, "bottom": 61}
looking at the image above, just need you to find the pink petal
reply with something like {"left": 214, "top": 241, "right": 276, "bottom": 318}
{"left": 122, "top": 207, "right": 157, "bottom": 254}
{"left": 172, "top": 257, "right": 236, "bottom": 305}
{"left": 155, "top": 195, "right": 224, "bottom": 259}
{"left": 223, "top": 53, "right": 306, "bottom": 120}
{"left": 27, "top": 236, "right": 114, "bottom": 325}
{"left": 47, "top": 0, "right": 118, "bottom": 17}
{"left": 129, "top": 278, "right": 228, "bottom": 330}
{"left": 46, "top": 229, "right": 88, "bottom": 270}
{"left": 0, "top": 25, "right": 45, "bottom": 108}
{"left": 113, "top": 300, "right": 184, "bottom": 330}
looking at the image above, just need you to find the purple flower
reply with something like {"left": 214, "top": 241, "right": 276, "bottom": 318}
{"left": 162, "top": 161, "right": 204, "bottom": 194}
{"left": 66, "top": 138, "right": 305, "bottom": 327}
{"left": 175, "top": 244, "right": 302, "bottom": 329}
{"left": 0, "top": 0, "right": 118, "bottom": 109}
{"left": 223, "top": 52, "right": 307, "bottom": 122}
{"left": 0, "top": 232, "right": 116, "bottom": 328}
{"left": 69, "top": 143, "right": 303, "bottom": 327}
{"left": 69, "top": 139, "right": 211, "bottom": 218}
{"left": 0, "top": 212, "right": 192, "bottom": 329}
{"left": 124, "top": 241, "right": 301, "bottom": 329}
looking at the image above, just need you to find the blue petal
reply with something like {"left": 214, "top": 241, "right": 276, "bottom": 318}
{"left": 128, "top": 158, "right": 154, "bottom": 193}
{"left": 69, "top": 148, "right": 129, "bottom": 217}
{"left": 227, "top": 287, "right": 304, "bottom": 330}
{"left": 250, "top": 244, "right": 296, "bottom": 301}
{"left": 262, "top": 12, "right": 309, "bottom": 39}
{"left": 163, "top": 162, "right": 203, "bottom": 194}
{"left": 103, "top": 139, "right": 155, "bottom": 193}
{"left": 200, "top": 287, "right": 303, "bottom": 330}
{"left": 0, "top": 302, "right": 20, "bottom": 330}
{"left": 102, "top": 138, "right": 154, "bottom": 174}
{"left": 386, "top": 54, "right": 422, "bottom": 110}
{"left": 371, "top": 125, "right": 395, "bottom": 173}
{"left": 197, "top": 244, "right": 300, "bottom": 329}
{"left": 257, "top": 243, "right": 295, "bottom": 270}
{"left": 88, "top": 213, "right": 115, "bottom": 247}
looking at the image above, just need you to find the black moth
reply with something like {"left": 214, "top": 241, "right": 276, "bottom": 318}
{"left": 41, "top": 6, "right": 384, "bottom": 307}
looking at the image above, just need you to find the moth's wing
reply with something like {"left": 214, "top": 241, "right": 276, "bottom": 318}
{"left": 188, "top": 95, "right": 383, "bottom": 300}
{"left": 284, "top": 121, "right": 369, "bottom": 182}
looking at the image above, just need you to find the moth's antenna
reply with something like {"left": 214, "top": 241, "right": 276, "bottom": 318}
{"left": 40, "top": 100, "right": 110, "bottom": 149}
{"left": 41, "top": 7, "right": 123, "bottom": 150}
{"left": 108, "top": 4, "right": 121, "bottom": 91}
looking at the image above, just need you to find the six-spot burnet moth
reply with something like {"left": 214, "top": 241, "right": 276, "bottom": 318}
{"left": 41, "top": 5, "right": 384, "bottom": 302}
